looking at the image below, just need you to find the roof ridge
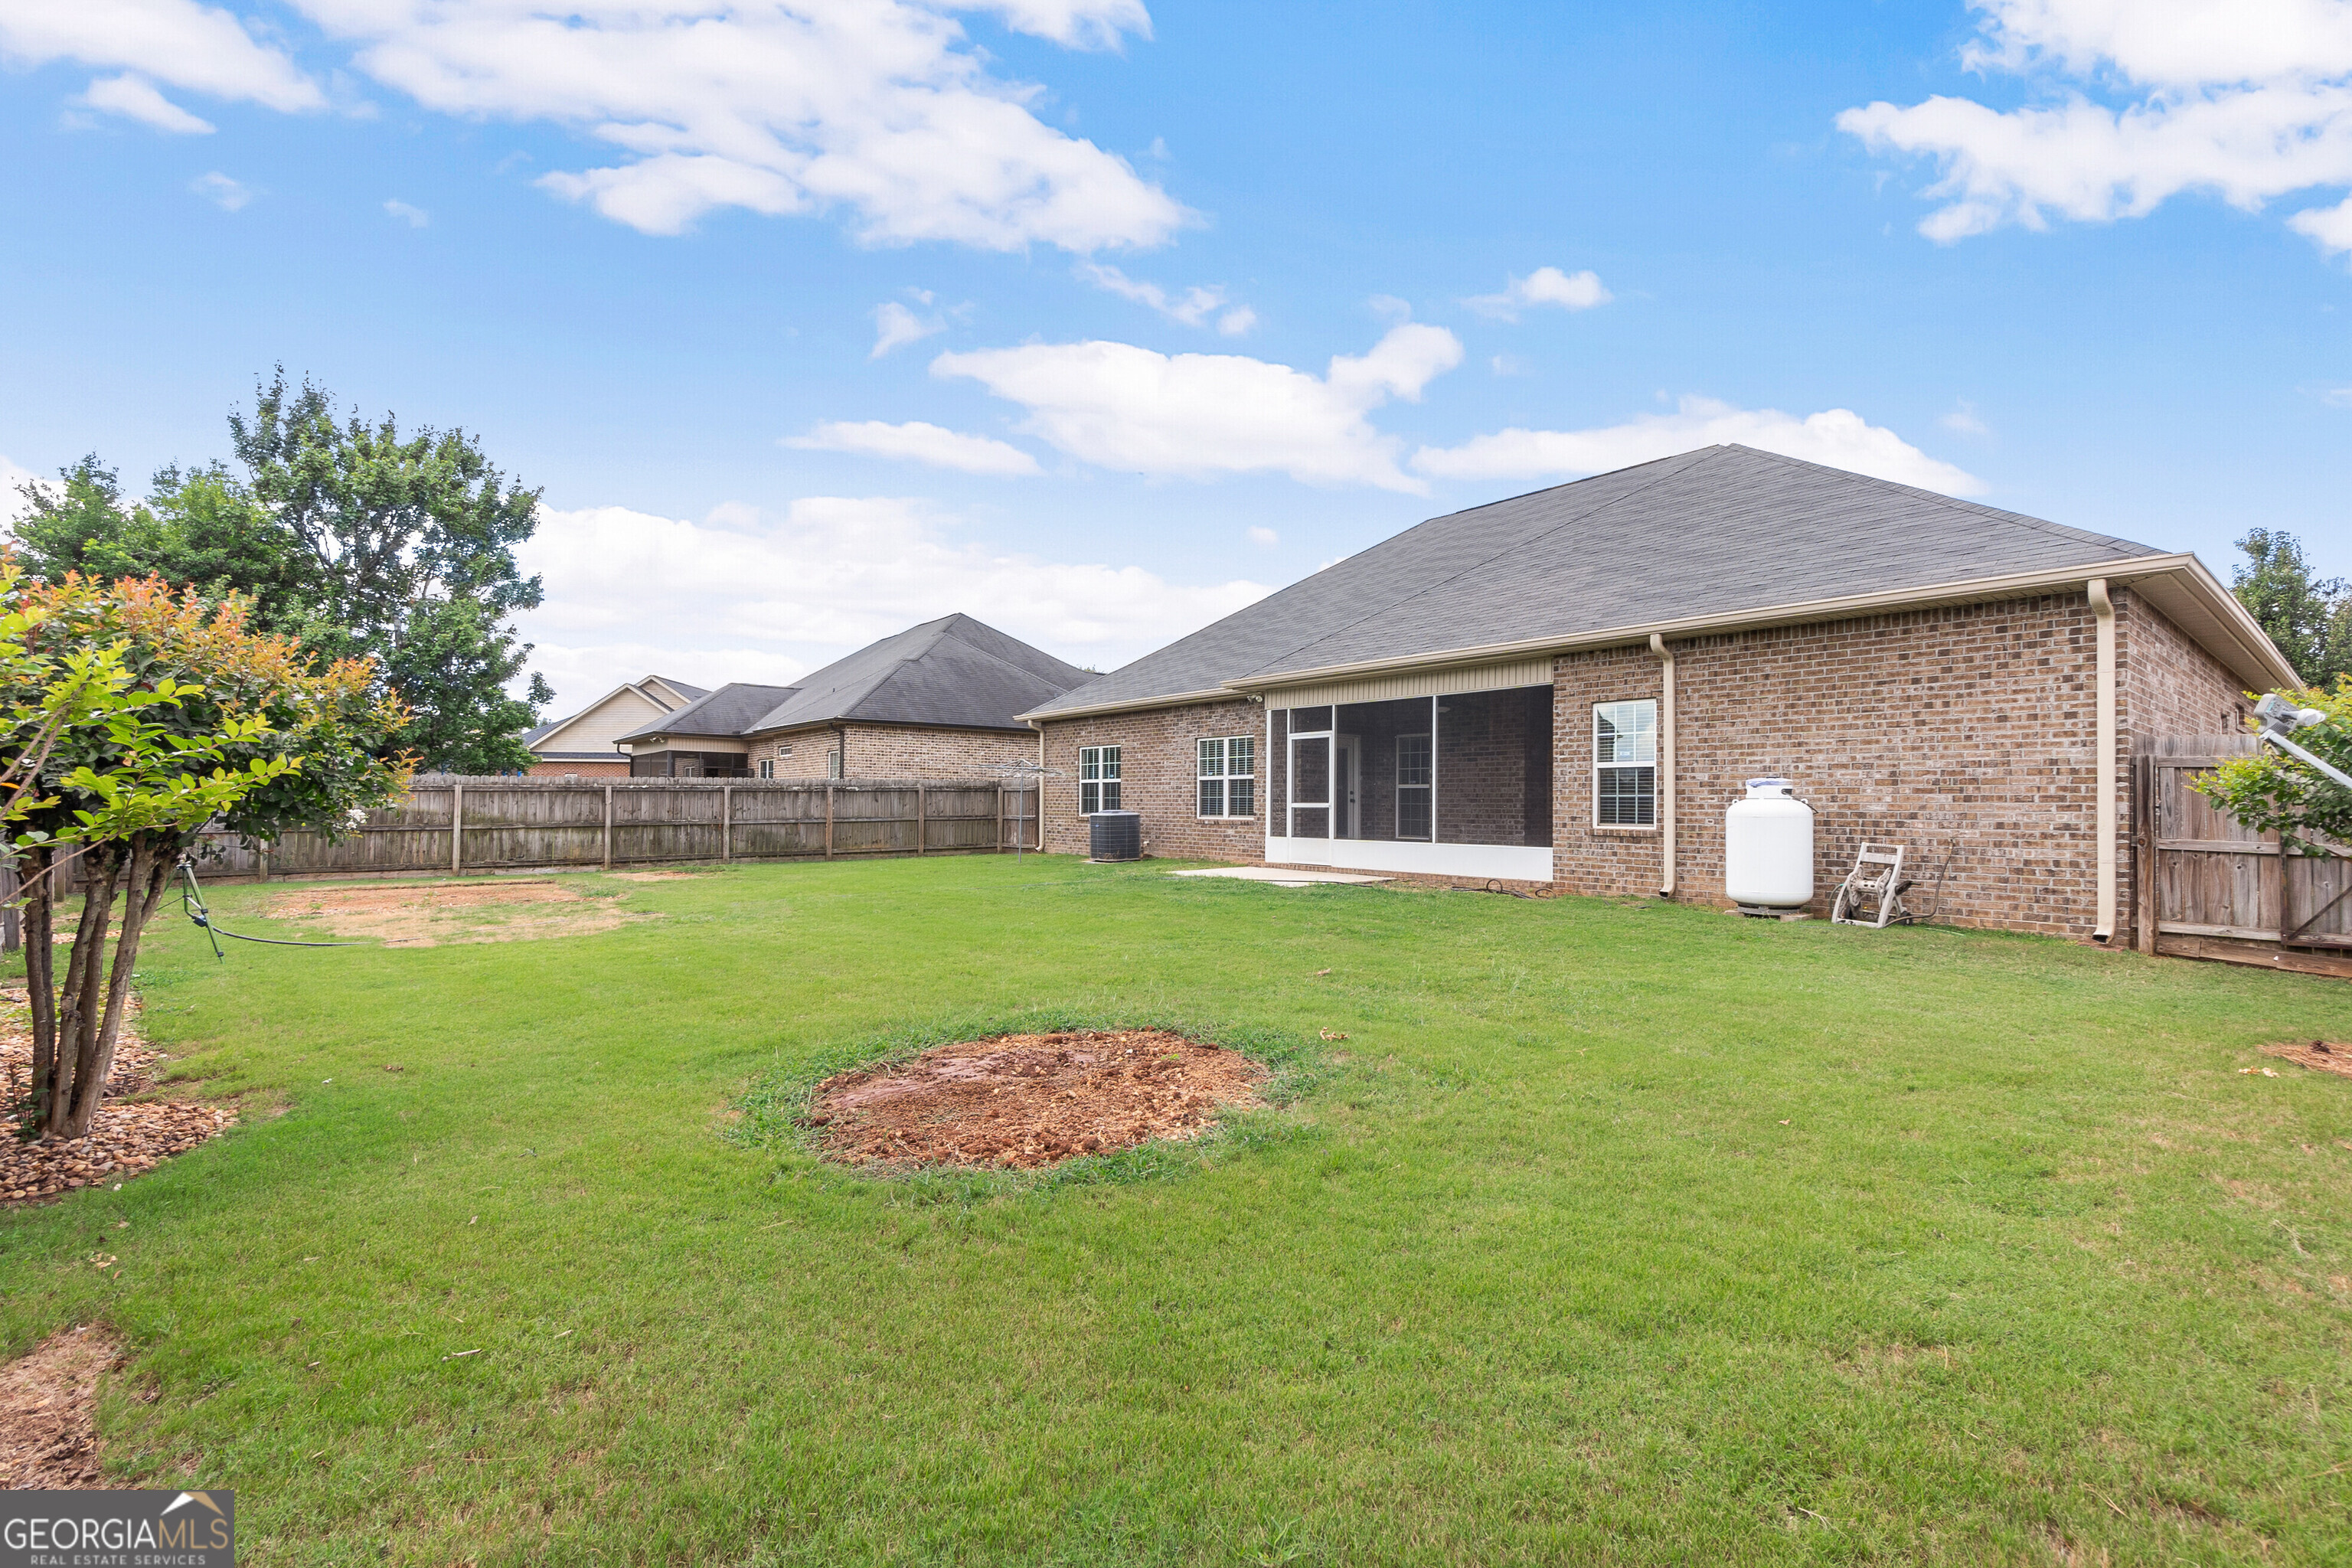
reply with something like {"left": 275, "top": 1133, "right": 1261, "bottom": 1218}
{"left": 1721, "top": 444, "right": 2157, "bottom": 557}
{"left": 1227, "top": 445, "right": 1727, "bottom": 682}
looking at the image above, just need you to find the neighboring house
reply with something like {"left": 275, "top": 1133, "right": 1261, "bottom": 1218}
{"left": 524, "top": 675, "right": 710, "bottom": 776}
{"left": 1021, "top": 444, "right": 2296, "bottom": 939}
{"left": 616, "top": 613, "right": 1090, "bottom": 779}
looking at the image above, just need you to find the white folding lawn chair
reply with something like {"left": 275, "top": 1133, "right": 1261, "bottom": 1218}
{"left": 1831, "top": 842, "right": 1912, "bottom": 929}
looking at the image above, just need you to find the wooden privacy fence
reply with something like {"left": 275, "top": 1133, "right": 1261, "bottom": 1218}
{"left": 2135, "top": 735, "right": 2352, "bottom": 978}
{"left": 182, "top": 775, "right": 1042, "bottom": 880}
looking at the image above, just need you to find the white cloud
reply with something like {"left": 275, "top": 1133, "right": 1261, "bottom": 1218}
{"left": 290, "top": 0, "right": 1185, "bottom": 250}
{"left": 1839, "top": 0, "right": 2352, "bottom": 255}
{"left": 384, "top": 198, "right": 430, "bottom": 227}
{"left": 2322, "top": 384, "right": 2352, "bottom": 407}
{"left": 1076, "top": 262, "right": 1252, "bottom": 332}
{"left": 1246, "top": 525, "right": 1278, "bottom": 547}
{"left": 77, "top": 73, "right": 214, "bottom": 133}
{"left": 0, "top": 0, "right": 325, "bottom": 113}
{"left": 1465, "top": 266, "right": 1612, "bottom": 320}
{"left": 785, "top": 420, "right": 1043, "bottom": 475}
{"left": 514, "top": 493, "right": 1269, "bottom": 710}
{"left": 931, "top": 321, "right": 1465, "bottom": 492}
{"left": 0, "top": 454, "right": 51, "bottom": 527}
{"left": 191, "top": 171, "right": 250, "bottom": 211}
{"left": 871, "top": 300, "right": 945, "bottom": 358}
{"left": 1411, "top": 396, "right": 1984, "bottom": 497}
{"left": 1942, "top": 400, "right": 1992, "bottom": 436}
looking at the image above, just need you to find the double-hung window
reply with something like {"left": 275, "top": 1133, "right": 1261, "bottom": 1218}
{"left": 1080, "top": 745, "right": 1122, "bottom": 814}
{"left": 1593, "top": 699, "right": 1657, "bottom": 826}
{"left": 1197, "top": 737, "right": 1256, "bottom": 818}
{"left": 1394, "top": 732, "right": 1432, "bottom": 840}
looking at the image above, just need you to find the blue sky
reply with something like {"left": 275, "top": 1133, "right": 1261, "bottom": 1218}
{"left": 2, "top": 0, "right": 2349, "bottom": 710}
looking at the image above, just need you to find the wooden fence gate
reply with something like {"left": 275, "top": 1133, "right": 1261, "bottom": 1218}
{"left": 2136, "top": 735, "right": 2352, "bottom": 978}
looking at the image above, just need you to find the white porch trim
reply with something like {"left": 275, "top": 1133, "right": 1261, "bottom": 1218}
{"left": 1264, "top": 835, "right": 1554, "bottom": 882}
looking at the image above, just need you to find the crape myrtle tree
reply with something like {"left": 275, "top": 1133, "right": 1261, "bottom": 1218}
{"left": 12, "top": 371, "right": 553, "bottom": 773}
{"left": 2, "top": 571, "right": 407, "bottom": 1140}
{"left": 2196, "top": 678, "right": 2352, "bottom": 859}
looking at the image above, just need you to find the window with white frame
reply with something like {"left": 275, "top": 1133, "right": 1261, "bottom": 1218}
{"left": 1593, "top": 699, "right": 1657, "bottom": 826}
{"left": 1395, "top": 732, "right": 1432, "bottom": 840}
{"left": 759, "top": 759, "right": 774, "bottom": 779}
{"left": 1080, "top": 745, "right": 1122, "bottom": 814}
{"left": 826, "top": 749, "right": 841, "bottom": 780}
{"left": 1197, "top": 737, "right": 1256, "bottom": 818}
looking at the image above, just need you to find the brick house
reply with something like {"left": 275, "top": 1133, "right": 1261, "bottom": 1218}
{"left": 524, "top": 675, "right": 709, "bottom": 777}
{"left": 616, "top": 613, "right": 1091, "bottom": 779}
{"left": 1021, "top": 445, "right": 2297, "bottom": 939}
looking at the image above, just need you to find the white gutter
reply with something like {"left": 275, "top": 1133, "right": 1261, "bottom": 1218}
{"left": 1650, "top": 632, "right": 1677, "bottom": 899}
{"left": 2089, "top": 578, "right": 2117, "bottom": 942}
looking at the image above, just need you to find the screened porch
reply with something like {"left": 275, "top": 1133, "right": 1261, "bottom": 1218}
{"left": 1264, "top": 686, "right": 1554, "bottom": 881}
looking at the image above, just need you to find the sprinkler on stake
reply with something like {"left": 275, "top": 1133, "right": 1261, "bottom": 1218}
{"left": 2252, "top": 693, "right": 2352, "bottom": 792}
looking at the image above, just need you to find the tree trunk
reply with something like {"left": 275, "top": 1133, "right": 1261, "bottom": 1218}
{"left": 19, "top": 847, "right": 54, "bottom": 1128}
{"left": 42, "top": 848, "right": 121, "bottom": 1139}
{"left": 58, "top": 838, "right": 173, "bottom": 1140}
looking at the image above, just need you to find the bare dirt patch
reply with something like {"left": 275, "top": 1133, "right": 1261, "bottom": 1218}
{"left": 2261, "top": 1040, "right": 2352, "bottom": 1080}
{"left": 0, "top": 1326, "right": 122, "bottom": 1488}
{"left": 263, "top": 879, "right": 642, "bottom": 947}
{"left": 0, "top": 992, "right": 237, "bottom": 1207}
{"left": 608, "top": 870, "right": 714, "bottom": 883}
{"left": 807, "top": 1029, "right": 1266, "bottom": 1170}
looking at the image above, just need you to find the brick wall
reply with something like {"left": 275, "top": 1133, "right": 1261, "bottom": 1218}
{"left": 527, "top": 760, "right": 630, "bottom": 779}
{"left": 747, "top": 724, "right": 1035, "bottom": 779}
{"left": 1039, "top": 699, "right": 1265, "bottom": 860}
{"left": 1551, "top": 593, "right": 2246, "bottom": 937}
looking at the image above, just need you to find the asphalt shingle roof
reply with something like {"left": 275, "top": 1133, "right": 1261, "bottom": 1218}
{"left": 616, "top": 682, "right": 802, "bottom": 742}
{"left": 1027, "top": 445, "right": 2164, "bottom": 716}
{"left": 616, "top": 615, "right": 1089, "bottom": 742}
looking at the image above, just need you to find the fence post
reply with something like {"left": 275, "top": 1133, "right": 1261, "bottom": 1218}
{"left": 825, "top": 783, "right": 835, "bottom": 859}
{"left": 916, "top": 784, "right": 926, "bottom": 856}
{"left": 722, "top": 785, "right": 733, "bottom": 862}
{"left": 603, "top": 784, "right": 614, "bottom": 871}
{"left": 2133, "top": 753, "right": 2157, "bottom": 954}
{"left": 450, "top": 782, "right": 464, "bottom": 875}
{"left": 997, "top": 786, "right": 1006, "bottom": 853}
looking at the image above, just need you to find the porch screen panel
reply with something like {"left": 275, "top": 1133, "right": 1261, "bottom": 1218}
{"left": 1396, "top": 732, "right": 1432, "bottom": 840}
{"left": 1436, "top": 686, "right": 1556, "bottom": 847}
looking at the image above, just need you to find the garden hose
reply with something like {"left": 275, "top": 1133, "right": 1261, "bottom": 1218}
{"left": 176, "top": 858, "right": 354, "bottom": 959}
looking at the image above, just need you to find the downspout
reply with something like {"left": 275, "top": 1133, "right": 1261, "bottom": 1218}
{"left": 2088, "top": 579, "right": 2117, "bottom": 942}
{"left": 1650, "top": 633, "right": 1677, "bottom": 899}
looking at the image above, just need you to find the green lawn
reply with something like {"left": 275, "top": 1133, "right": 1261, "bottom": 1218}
{"left": 4, "top": 854, "right": 2350, "bottom": 1565}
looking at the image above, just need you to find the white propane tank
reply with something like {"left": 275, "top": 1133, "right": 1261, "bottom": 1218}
{"left": 1724, "top": 777, "right": 1815, "bottom": 910}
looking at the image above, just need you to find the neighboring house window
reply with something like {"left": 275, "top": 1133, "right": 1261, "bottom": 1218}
{"left": 1594, "top": 699, "right": 1657, "bottom": 826}
{"left": 759, "top": 760, "right": 774, "bottom": 779}
{"left": 1080, "top": 746, "right": 1122, "bottom": 813}
{"left": 777, "top": 744, "right": 793, "bottom": 757}
{"left": 1395, "top": 732, "right": 1432, "bottom": 840}
{"left": 1197, "top": 737, "right": 1256, "bottom": 818}
{"left": 826, "top": 750, "right": 842, "bottom": 780}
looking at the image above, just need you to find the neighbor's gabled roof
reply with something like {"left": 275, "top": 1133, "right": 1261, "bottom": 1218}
{"left": 616, "top": 682, "right": 802, "bottom": 743}
{"left": 616, "top": 615, "right": 1090, "bottom": 744}
{"left": 525, "top": 673, "right": 716, "bottom": 753}
{"left": 1024, "top": 444, "right": 2294, "bottom": 718}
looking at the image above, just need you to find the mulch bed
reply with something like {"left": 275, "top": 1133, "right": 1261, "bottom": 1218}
{"left": 807, "top": 1028, "right": 1265, "bottom": 1170}
{"left": 0, "top": 1326, "right": 120, "bottom": 1488}
{"left": 0, "top": 989, "right": 237, "bottom": 1207}
{"left": 2262, "top": 1040, "right": 2352, "bottom": 1079}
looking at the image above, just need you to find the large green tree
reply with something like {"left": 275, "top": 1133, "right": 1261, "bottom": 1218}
{"left": 2233, "top": 528, "right": 2352, "bottom": 688}
{"left": 11, "top": 373, "right": 553, "bottom": 773}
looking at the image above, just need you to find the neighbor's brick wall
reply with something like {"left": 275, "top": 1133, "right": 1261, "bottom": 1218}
{"left": 1039, "top": 699, "right": 1264, "bottom": 860}
{"left": 748, "top": 724, "right": 1034, "bottom": 780}
{"left": 1556, "top": 594, "right": 2116, "bottom": 936}
{"left": 527, "top": 760, "right": 630, "bottom": 779}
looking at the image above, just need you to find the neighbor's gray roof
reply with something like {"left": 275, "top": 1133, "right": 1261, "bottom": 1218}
{"left": 616, "top": 615, "right": 1089, "bottom": 743}
{"left": 1027, "top": 445, "right": 2164, "bottom": 716}
{"left": 646, "top": 675, "right": 710, "bottom": 704}
{"left": 617, "top": 682, "right": 802, "bottom": 742}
